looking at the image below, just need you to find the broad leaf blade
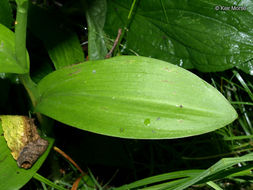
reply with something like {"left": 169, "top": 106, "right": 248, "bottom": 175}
{"left": 36, "top": 56, "right": 237, "bottom": 139}
{"left": 0, "top": 0, "right": 13, "bottom": 28}
{"left": 0, "top": 24, "right": 29, "bottom": 74}
{"left": 104, "top": 0, "right": 253, "bottom": 74}
{"left": 0, "top": 124, "right": 54, "bottom": 190}
{"left": 28, "top": 3, "right": 84, "bottom": 69}
{"left": 86, "top": 0, "right": 108, "bottom": 60}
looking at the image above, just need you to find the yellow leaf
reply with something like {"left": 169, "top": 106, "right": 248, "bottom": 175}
{"left": 0, "top": 115, "right": 48, "bottom": 169}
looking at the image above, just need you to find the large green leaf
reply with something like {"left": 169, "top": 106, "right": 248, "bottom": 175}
{"left": 28, "top": 3, "right": 84, "bottom": 69}
{"left": 0, "top": 123, "right": 54, "bottom": 190}
{"left": 86, "top": 0, "right": 108, "bottom": 60}
{"left": 0, "top": 0, "right": 13, "bottom": 28}
{"left": 104, "top": 0, "right": 253, "bottom": 74}
{"left": 0, "top": 24, "right": 29, "bottom": 74}
{"left": 35, "top": 56, "right": 237, "bottom": 139}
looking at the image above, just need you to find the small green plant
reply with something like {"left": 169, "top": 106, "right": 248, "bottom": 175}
{"left": 0, "top": 0, "right": 252, "bottom": 189}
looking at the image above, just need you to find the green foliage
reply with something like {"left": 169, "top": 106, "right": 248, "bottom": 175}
{"left": 0, "top": 0, "right": 252, "bottom": 189}
{"left": 36, "top": 56, "right": 237, "bottom": 139}
{"left": 104, "top": 0, "right": 253, "bottom": 74}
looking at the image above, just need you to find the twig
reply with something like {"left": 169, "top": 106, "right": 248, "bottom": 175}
{"left": 105, "top": 28, "right": 122, "bottom": 58}
{"left": 71, "top": 175, "right": 82, "bottom": 190}
{"left": 54, "top": 146, "right": 88, "bottom": 189}
{"left": 53, "top": 146, "right": 86, "bottom": 175}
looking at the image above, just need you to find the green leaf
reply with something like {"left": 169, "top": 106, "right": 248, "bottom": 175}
{"left": 0, "top": 123, "right": 54, "bottom": 190}
{"left": 0, "top": 0, "right": 13, "bottom": 28}
{"left": 0, "top": 23, "right": 29, "bottom": 74}
{"left": 86, "top": 0, "right": 108, "bottom": 60}
{"left": 28, "top": 3, "right": 84, "bottom": 69}
{"left": 36, "top": 56, "right": 237, "bottom": 139}
{"left": 104, "top": 0, "right": 253, "bottom": 74}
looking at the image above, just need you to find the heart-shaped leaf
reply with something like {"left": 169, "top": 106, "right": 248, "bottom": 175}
{"left": 104, "top": 0, "right": 253, "bottom": 74}
{"left": 36, "top": 56, "right": 237, "bottom": 139}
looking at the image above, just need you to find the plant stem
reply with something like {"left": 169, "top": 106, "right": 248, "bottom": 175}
{"left": 15, "top": 0, "right": 38, "bottom": 105}
{"left": 19, "top": 74, "right": 39, "bottom": 108}
{"left": 14, "top": 0, "right": 52, "bottom": 134}
{"left": 127, "top": 0, "right": 137, "bottom": 19}
{"left": 15, "top": 0, "right": 29, "bottom": 71}
{"left": 15, "top": 0, "right": 39, "bottom": 110}
{"left": 19, "top": 73, "right": 54, "bottom": 135}
{"left": 113, "top": 0, "right": 139, "bottom": 56}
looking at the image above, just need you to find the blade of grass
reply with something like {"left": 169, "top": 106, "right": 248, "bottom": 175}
{"left": 233, "top": 70, "right": 253, "bottom": 101}
{"left": 113, "top": 170, "right": 202, "bottom": 190}
{"left": 223, "top": 135, "right": 253, "bottom": 141}
{"left": 33, "top": 173, "right": 67, "bottom": 190}
{"left": 41, "top": 181, "right": 48, "bottom": 190}
{"left": 221, "top": 77, "right": 246, "bottom": 92}
{"left": 102, "top": 170, "right": 119, "bottom": 188}
{"left": 206, "top": 181, "right": 223, "bottom": 190}
{"left": 114, "top": 0, "right": 139, "bottom": 56}
{"left": 162, "top": 153, "right": 253, "bottom": 190}
{"left": 160, "top": 0, "right": 169, "bottom": 24}
{"left": 141, "top": 177, "right": 194, "bottom": 190}
{"left": 88, "top": 168, "right": 103, "bottom": 190}
{"left": 230, "top": 101, "right": 253, "bottom": 106}
{"left": 228, "top": 166, "right": 253, "bottom": 178}
{"left": 232, "top": 83, "right": 253, "bottom": 135}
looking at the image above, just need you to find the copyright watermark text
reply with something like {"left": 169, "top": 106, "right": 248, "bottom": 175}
{"left": 215, "top": 5, "right": 247, "bottom": 11}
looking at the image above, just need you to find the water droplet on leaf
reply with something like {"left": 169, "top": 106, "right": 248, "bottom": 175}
{"left": 144, "top": 119, "right": 151, "bottom": 127}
